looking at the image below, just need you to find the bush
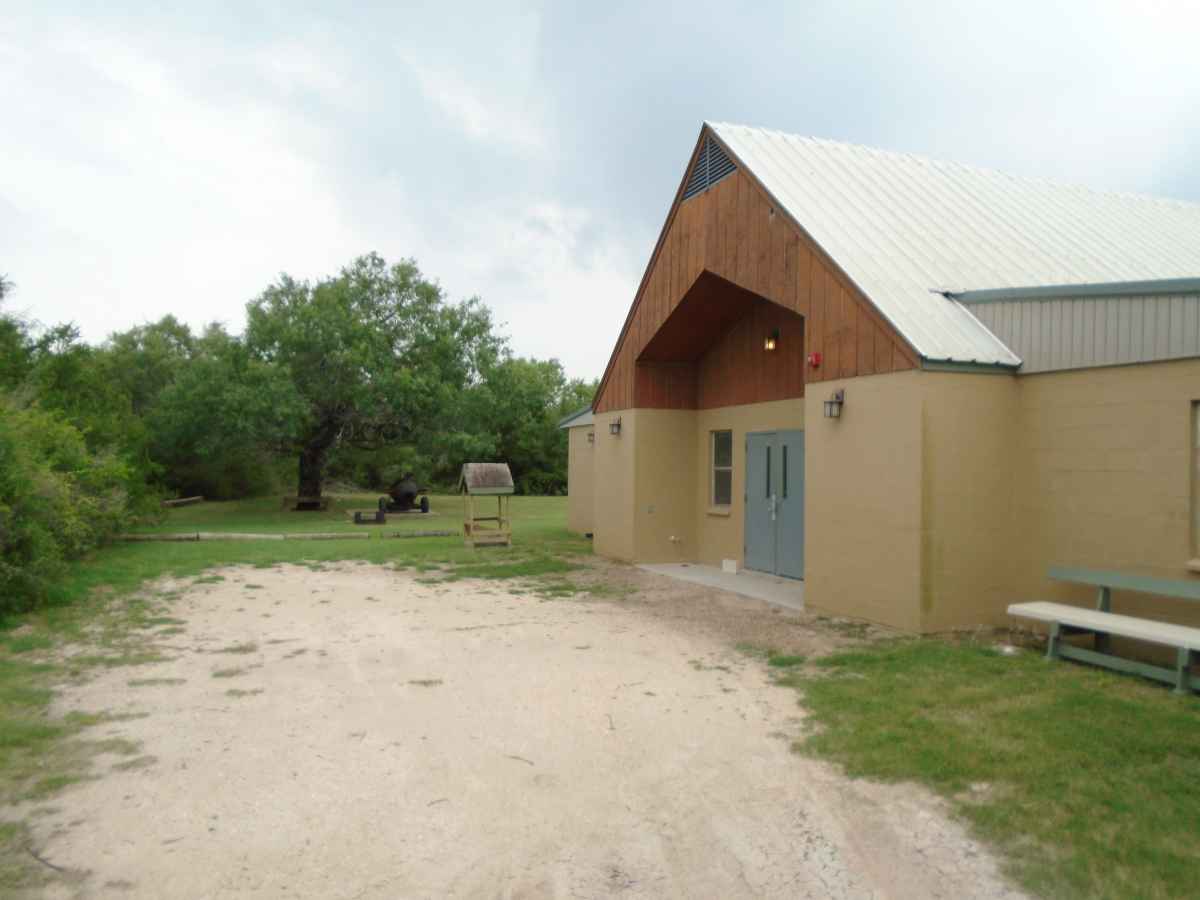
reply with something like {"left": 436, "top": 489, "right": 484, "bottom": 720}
{"left": 0, "top": 398, "right": 140, "bottom": 614}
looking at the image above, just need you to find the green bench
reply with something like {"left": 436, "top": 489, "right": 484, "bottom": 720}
{"left": 1008, "top": 566, "right": 1200, "bottom": 694}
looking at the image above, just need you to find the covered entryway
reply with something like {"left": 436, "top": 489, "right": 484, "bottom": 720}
{"left": 744, "top": 430, "right": 804, "bottom": 578}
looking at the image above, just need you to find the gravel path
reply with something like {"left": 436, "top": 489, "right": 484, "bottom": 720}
{"left": 29, "top": 562, "right": 1024, "bottom": 899}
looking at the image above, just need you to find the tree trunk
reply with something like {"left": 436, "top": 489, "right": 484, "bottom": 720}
{"left": 296, "top": 444, "right": 328, "bottom": 508}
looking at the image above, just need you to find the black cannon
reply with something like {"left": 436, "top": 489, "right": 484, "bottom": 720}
{"left": 378, "top": 473, "right": 430, "bottom": 514}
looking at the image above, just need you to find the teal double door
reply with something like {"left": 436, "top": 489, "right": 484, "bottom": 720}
{"left": 743, "top": 430, "right": 804, "bottom": 579}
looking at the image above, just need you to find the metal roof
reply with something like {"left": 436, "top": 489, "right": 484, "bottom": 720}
{"left": 949, "top": 277, "right": 1200, "bottom": 305}
{"left": 708, "top": 122, "right": 1200, "bottom": 367}
{"left": 557, "top": 406, "right": 594, "bottom": 429}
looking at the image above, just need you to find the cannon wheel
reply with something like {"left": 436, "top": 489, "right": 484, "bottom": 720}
{"left": 420, "top": 496, "right": 430, "bottom": 514}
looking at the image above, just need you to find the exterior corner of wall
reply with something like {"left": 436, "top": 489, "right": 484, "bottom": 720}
{"left": 591, "top": 410, "right": 636, "bottom": 562}
{"left": 803, "top": 370, "right": 923, "bottom": 632}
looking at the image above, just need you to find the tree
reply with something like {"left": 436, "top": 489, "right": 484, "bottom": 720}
{"left": 0, "top": 276, "right": 34, "bottom": 390}
{"left": 149, "top": 324, "right": 302, "bottom": 498}
{"left": 245, "top": 253, "right": 503, "bottom": 501}
{"left": 452, "top": 357, "right": 597, "bottom": 494}
{"left": 103, "top": 316, "right": 195, "bottom": 417}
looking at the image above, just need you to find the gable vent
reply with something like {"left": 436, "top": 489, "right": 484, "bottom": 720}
{"left": 682, "top": 135, "right": 736, "bottom": 201}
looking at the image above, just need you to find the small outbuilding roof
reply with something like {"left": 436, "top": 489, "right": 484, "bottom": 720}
{"left": 457, "top": 462, "right": 514, "bottom": 495}
{"left": 557, "top": 406, "right": 594, "bottom": 429}
{"left": 707, "top": 122, "right": 1200, "bottom": 368}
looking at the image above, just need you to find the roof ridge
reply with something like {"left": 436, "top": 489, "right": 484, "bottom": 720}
{"left": 705, "top": 121, "right": 1200, "bottom": 211}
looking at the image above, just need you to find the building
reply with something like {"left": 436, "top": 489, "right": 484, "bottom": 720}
{"left": 558, "top": 406, "right": 595, "bottom": 535}
{"left": 577, "top": 122, "right": 1200, "bottom": 633}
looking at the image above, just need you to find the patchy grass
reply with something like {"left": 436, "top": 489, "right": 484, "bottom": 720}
{"left": 111, "top": 755, "right": 157, "bottom": 772}
{"left": 127, "top": 677, "right": 185, "bottom": 688}
{"left": 144, "top": 616, "right": 185, "bottom": 627}
{"left": 211, "top": 667, "right": 247, "bottom": 679}
{"left": 214, "top": 642, "right": 258, "bottom": 655}
{"left": 766, "top": 653, "right": 806, "bottom": 668}
{"left": 408, "top": 679, "right": 443, "bottom": 687}
{"left": 788, "top": 638, "right": 1200, "bottom": 900}
{"left": 734, "top": 643, "right": 806, "bottom": 669}
{"left": 225, "top": 688, "right": 264, "bottom": 698}
{"left": 430, "top": 554, "right": 580, "bottom": 583}
{"left": 688, "top": 659, "right": 732, "bottom": 673}
{"left": 66, "top": 652, "right": 166, "bottom": 671}
{"left": 2, "top": 635, "right": 54, "bottom": 654}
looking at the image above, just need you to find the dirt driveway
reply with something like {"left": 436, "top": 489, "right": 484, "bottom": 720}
{"left": 28, "top": 563, "right": 1023, "bottom": 899}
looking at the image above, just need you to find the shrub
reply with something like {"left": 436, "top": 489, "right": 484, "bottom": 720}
{"left": 0, "top": 398, "right": 139, "bottom": 614}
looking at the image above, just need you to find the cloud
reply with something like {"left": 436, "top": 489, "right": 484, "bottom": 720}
{"left": 2, "top": 0, "right": 1198, "bottom": 383}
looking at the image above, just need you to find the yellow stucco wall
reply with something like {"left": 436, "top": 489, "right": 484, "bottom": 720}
{"left": 630, "top": 409, "right": 699, "bottom": 562}
{"left": 588, "top": 401, "right": 805, "bottom": 565}
{"left": 592, "top": 411, "right": 636, "bottom": 561}
{"left": 917, "top": 372, "right": 1024, "bottom": 631}
{"left": 565, "top": 425, "right": 595, "bottom": 534}
{"left": 1014, "top": 358, "right": 1200, "bottom": 630}
{"left": 585, "top": 358, "right": 1200, "bottom": 633}
{"left": 804, "top": 371, "right": 924, "bottom": 632}
{"left": 693, "top": 399, "right": 804, "bottom": 566}
{"left": 913, "top": 359, "right": 1200, "bottom": 631}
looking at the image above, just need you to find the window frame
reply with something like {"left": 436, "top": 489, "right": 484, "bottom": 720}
{"left": 711, "top": 429, "right": 733, "bottom": 508}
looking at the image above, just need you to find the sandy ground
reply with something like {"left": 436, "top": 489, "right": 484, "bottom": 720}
{"left": 23, "top": 563, "right": 1024, "bottom": 899}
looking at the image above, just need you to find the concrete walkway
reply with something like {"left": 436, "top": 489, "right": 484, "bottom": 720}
{"left": 638, "top": 563, "right": 805, "bottom": 612}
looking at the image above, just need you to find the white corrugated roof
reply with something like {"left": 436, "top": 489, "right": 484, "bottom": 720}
{"left": 709, "top": 122, "right": 1200, "bottom": 367}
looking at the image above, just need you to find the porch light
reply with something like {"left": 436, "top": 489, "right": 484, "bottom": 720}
{"left": 823, "top": 389, "right": 845, "bottom": 419}
{"left": 609, "top": 416, "right": 622, "bottom": 436}
{"left": 587, "top": 431, "right": 595, "bottom": 444}
{"left": 764, "top": 328, "right": 780, "bottom": 352}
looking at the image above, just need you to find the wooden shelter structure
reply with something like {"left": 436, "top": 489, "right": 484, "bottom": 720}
{"left": 458, "top": 463, "right": 514, "bottom": 547}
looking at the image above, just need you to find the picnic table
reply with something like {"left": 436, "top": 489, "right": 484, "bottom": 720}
{"left": 1008, "top": 566, "right": 1200, "bottom": 694}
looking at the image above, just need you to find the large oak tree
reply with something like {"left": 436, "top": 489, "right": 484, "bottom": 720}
{"left": 245, "top": 254, "right": 501, "bottom": 501}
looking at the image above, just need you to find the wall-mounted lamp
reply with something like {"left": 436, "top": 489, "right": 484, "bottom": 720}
{"left": 609, "top": 416, "right": 622, "bottom": 436}
{"left": 823, "top": 389, "right": 845, "bottom": 419}
{"left": 764, "top": 328, "right": 780, "bottom": 352}
{"left": 587, "top": 431, "right": 595, "bottom": 444}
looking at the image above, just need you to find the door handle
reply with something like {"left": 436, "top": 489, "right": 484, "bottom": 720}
{"left": 769, "top": 494, "right": 777, "bottom": 521}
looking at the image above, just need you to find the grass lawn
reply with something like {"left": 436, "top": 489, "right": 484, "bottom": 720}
{"left": 787, "top": 638, "right": 1200, "bottom": 900}
{"left": 128, "top": 491, "right": 545, "bottom": 535}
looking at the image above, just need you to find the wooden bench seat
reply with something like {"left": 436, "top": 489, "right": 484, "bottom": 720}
{"left": 1008, "top": 567, "right": 1200, "bottom": 694}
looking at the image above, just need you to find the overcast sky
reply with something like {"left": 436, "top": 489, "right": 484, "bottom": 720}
{"left": 3, "top": 1, "right": 1199, "bottom": 380}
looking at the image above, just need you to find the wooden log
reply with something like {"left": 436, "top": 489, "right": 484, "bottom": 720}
{"left": 282, "top": 532, "right": 370, "bottom": 541}
{"left": 197, "top": 532, "right": 286, "bottom": 541}
{"left": 382, "top": 530, "right": 457, "bottom": 539}
{"left": 117, "top": 533, "right": 201, "bottom": 542}
{"left": 161, "top": 495, "right": 203, "bottom": 508}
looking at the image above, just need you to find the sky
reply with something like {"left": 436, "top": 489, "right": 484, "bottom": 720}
{"left": 2, "top": 1, "right": 1199, "bottom": 381}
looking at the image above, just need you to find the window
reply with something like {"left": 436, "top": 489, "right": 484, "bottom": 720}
{"left": 712, "top": 430, "right": 733, "bottom": 507}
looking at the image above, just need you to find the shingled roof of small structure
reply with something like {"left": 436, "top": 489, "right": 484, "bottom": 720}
{"left": 457, "top": 462, "right": 515, "bottom": 495}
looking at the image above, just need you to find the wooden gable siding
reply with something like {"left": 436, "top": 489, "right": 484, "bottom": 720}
{"left": 696, "top": 297, "right": 805, "bottom": 409}
{"left": 594, "top": 165, "right": 917, "bottom": 413}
